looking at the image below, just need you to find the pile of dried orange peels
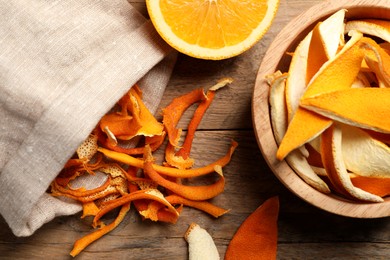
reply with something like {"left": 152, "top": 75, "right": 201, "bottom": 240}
{"left": 50, "top": 79, "right": 235, "bottom": 257}
{"left": 268, "top": 9, "right": 390, "bottom": 203}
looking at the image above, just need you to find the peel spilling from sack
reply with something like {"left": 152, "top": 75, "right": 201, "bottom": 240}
{"left": 267, "top": 10, "right": 390, "bottom": 202}
{"left": 50, "top": 79, "right": 235, "bottom": 256}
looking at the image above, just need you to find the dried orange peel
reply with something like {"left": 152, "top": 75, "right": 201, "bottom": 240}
{"left": 225, "top": 196, "right": 279, "bottom": 260}
{"left": 50, "top": 79, "right": 236, "bottom": 257}
{"left": 267, "top": 10, "right": 390, "bottom": 203}
{"left": 184, "top": 223, "right": 220, "bottom": 260}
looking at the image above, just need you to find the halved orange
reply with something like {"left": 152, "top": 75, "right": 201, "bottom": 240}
{"left": 146, "top": 0, "right": 280, "bottom": 60}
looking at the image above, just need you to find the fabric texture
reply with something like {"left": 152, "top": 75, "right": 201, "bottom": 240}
{"left": 0, "top": 0, "right": 176, "bottom": 236}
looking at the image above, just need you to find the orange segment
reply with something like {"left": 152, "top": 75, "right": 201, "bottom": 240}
{"left": 146, "top": 0, "right": 280, "bottom": 60}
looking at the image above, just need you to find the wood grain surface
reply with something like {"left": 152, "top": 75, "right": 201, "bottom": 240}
{"left": 1, "top": 0, "right": 389, "bottom": 259}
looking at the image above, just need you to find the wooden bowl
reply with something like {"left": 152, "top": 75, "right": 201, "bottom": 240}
{"left": 252, "top": 0, "right": 390, "bottom": 218}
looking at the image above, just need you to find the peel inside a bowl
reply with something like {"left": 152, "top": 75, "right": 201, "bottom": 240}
{"left": 320, "top": 124, "right": 383, "bottom": 202}
{"left": 276, "top": 30, "right": 364, "bottom": 161}
{"left": 269, "top": 72, "right": 330, "bottom": 193}
{"left": 267, "top": 9, "right": 390, "bottom": 203}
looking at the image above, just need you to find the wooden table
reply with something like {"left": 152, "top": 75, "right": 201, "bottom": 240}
{"left": 1, "top": 0, "right": 389, "bottom": 259}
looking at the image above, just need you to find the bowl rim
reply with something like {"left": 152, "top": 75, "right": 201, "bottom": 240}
{"left": 252, "top": 0, "right": 390, "bottom": 218}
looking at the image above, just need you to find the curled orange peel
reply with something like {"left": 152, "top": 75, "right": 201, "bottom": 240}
{"left": 176, "top": 78, "right": 232, "bottom": 158}
{"left": 81, "top": 201, "right": 100, "bottom": 218}
{"left": 276, "top": 31, "right": 365, "bottom": 160}
{"left": 70, "top": 202, "right": 131, "bottom": 257}
{"left": 99, "top": 84, "right": 164, "bottom": 143}
{"left": 351, "top": 175, "right": 390, "bottom": 198}
{"left": 361, "top": 37, "right": 390, "bottom": 87}
{"left": 301, "top": 88, "right": 390, "bottom": 134}
{"left": 51, "top": 177, "right": 112, "bottom": 199}
{"left": 306, "top": 22, "right": 328, "bottom": 83}
{"left": 165, "top": 142, "right": 195, "bottom": 169}
{"left": 165, "top": 78, "right": 232, "bottom": 169}
{"left": 99, "top": 113, "right": 139, "bottom": 141}
{"left": 127, "top": 86, "right": 164, "bottom": 138}
{"left": 92, "top": 189, "right": 179, "bottom": 227}
{"left": 76, "top": 134, "right": 99, "bottom": 161}
{"left": 166, "top": 194, "right": 230, "bottom": 218}
{"left": 320, "top": 124, "right": 383, "bottom": 202}
{"left": 143, "top": 145, "right": 225, "bottom": 201}
{"left": 97, "top": 140, "right": 238, "bottom": 178}
{"left": 52, "top": 79, "right": 236, "bottom": 256}
{"left": 163, "top": 88, "right": 207, "bottom": 147}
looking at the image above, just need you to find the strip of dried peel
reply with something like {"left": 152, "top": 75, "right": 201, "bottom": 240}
{"left": 285, "top": 31, "right": 312, "bottom": 121}
{"left": 345, "top": 19, "right": 390, "bottom": 44}
{"left": 76, "top": 134, "right": 99, "bottom": 161}
{"left": 81, "top": 201, "right": 100, "bottom": 218}
{"left": 269, "top": 72, "right": 288, "bottom": 144}
{"left": 165, "top": 142, "right": 195, "bottom": 169}
{"left": 164, "top": 78, "right": 232, "bottom": 152}
{"left": 351, "top": 175, "right": 390, "bottom": 197}
{"left": 340, "top": 124, "right": 390, "bottom": 178}
{"left": 276, "top": 31, "right": 364, "bottom": 160}
{"left": 320, "top": 124, "right": 383, "bottom": 202}
{"left": 140, "top": 200, "right": 182, "bottom": 224}
{"left": 127, "top": 86, "right": 164, "bottom": 137}
{"left": 316, "top": 9, "right": 346, "bottom": 59}
{"left": 172, "top": 78, "right": 233, "bottom": 166}
{"left": 166, "top": 194, "right": 229, "bottom": 218}
{"left": 225, "top": 196, "right": 279, "bottom": 260}
{"left": 137, "top": 189, "right": 177, "bottom": 222}
{"left": 361, "top": 37, "right": 390, "bottom": 87}
{"left": 51, "top": 177, "right": 111, "bottom": 199}
{"left": 52, "top": 166, "right": 129, "bottom": 203}
{"left": 92, "top": 189, "right": 179, "bottom": 227}
{"left": 285, "top": 9, "right": 345, "bottom": 121}
{"left": 307, "top": 10, "right": 347, "bottom": 83}
{"left": 97, "top": 140, "right": 237, "bottom": 178}
{"left": 143, "top": 146, "right": 225, "bottom": 201}
{"left": 97, "top": 127, "right": 166, "bottom": 155}
{"left": 269, "top": 71, "right": 330, "bottom": 193}
{"left": 125, "top": 166, "right": 157, "bottom": 216}
{"left": 301, "top": 88, "right": 390, "bottom": 134}
{"left": 303, "top": 30, "right": 364, "bottom": 99}
{"left": 56, "top": 158, "right": 99, "bottom": 186}
{"left": 70, "top": 202, "right": 131, "bottom": 257}
{"left": 163, "top": 88, "right": 207, "bottom": 147}
{"left": 184, "top": 223, "right": 220, "bottom": 260}
{"left": 99, "top": 113, "right": 139, "bottom": 141}
{"left": 306, "top": 22, "right": 329, "bottom": 84}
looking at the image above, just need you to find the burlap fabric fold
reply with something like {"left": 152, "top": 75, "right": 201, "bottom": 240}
{"left": 0, "top": 0, "right": 176, "bottom": 237}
